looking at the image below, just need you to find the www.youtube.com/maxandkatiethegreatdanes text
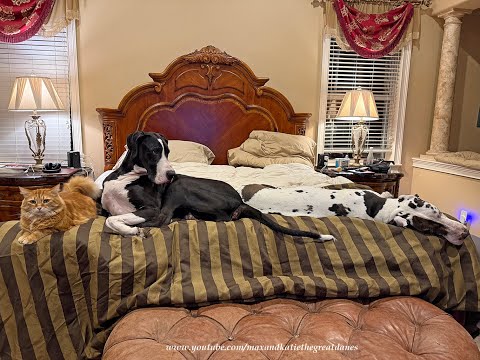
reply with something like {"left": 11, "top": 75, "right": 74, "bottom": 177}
{"left": 166, "top": 343, "right": 359, "bottom": 353}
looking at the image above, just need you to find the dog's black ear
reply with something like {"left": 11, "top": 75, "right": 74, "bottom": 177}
{"left": 126, "top": 132, "right": 145, "bottom": 160}
{"left": 410, "top": 215, "right": 448, "bottom": 237}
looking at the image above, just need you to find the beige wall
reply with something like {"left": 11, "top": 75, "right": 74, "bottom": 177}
{"left": 78, "top": 1, "right": 444, "bottom": 191}
{"left": 77, "top": 0, "right": 321, "bottom": 175}
{"left": 449, "top": 10, "right": 480, "bottom": 152}
{"left": 408, "top": 10, "right": 480, "bottom": 240}
{"left": 399, "top": 14, "right": 443, "bottom": 194}
{"left": 411, "top": 168, "right": 480, "bottom": 236}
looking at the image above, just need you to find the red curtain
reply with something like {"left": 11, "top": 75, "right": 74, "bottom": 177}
{"left": 333, "top": 0, "right": 414, "bottom": 58}
{"left": 0, "top": 0, "right": 55, "bottom": 43}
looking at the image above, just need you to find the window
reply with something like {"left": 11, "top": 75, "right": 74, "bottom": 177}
{"left": 0, "top": 23, "right": 80, "bottom": 164}
{"left": 317, "top": 37, "right": 411, "bottom": 163}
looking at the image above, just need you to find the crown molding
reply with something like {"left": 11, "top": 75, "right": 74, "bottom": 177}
{"left": 432, "top": 3, "right": 475, "bottom": 17}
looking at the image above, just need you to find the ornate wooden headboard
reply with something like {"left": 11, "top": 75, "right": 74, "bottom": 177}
{"left": 97, "top": 45, "right": 311, "bottom": 170}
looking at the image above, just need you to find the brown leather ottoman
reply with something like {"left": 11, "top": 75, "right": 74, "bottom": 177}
{"left": 103, "top": 297, "right": 480, "bottom": 360}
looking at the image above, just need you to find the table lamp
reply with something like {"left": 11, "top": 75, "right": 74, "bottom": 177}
{"left": 8, "top": 76, "right": 64, "bottom": 170}
{"left": 335, "top": 88, "right": 379, "bottom": 165}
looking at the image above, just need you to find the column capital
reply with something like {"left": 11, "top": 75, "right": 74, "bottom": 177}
{"left": 437, "top": 8, "right": 472, "bottom": 21}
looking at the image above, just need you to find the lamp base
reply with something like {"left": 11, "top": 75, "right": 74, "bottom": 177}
{"left": 351, "top": 121, "right": 368, "bottom": 165}
{"left": 25, "top": 114, "right": 46, "bottom": 172}
{"left": 33, "top": 157, "right": 44, "bottom": 171}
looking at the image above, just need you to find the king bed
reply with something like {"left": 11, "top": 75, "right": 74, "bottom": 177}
{"left": 0, "top": 46, "right": 479, "bottom": 360}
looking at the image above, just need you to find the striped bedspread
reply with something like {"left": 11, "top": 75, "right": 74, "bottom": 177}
{"left": 0, "top": 214, "right": 479, "bottom": 359}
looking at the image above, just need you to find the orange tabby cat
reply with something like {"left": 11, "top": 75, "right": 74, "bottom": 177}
{"left": 18, "top": 176, "right": 101, "bottom": 244}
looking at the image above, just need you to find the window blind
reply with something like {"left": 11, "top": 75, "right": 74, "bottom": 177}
{"left": 323, "top": 37, "right": 402, "bottom": 156}
{"left": 0, "top": 29, "right": 72, "bottom": 164}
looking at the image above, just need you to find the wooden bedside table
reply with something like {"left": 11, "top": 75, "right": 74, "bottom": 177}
{"left": 320, "top": 168, "right": 404, "bottom": 197}
{"left": 0, "top": 167, "right": 81, "bottom": 222}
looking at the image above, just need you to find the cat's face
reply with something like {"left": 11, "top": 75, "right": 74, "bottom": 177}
{"left": 19, "top": 185, "right": 63, "bottom": 218}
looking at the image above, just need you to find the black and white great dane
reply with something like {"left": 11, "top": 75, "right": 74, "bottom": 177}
{"left": 240, "top": 185, "right": 470, "bottom": 245}
{"left": 101, "top": 132, "right": 331, "bottom": 241}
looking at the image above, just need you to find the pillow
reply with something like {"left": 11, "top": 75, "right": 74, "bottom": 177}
{"left": 168, "top": 140, "right": 215, "bottom": 164}
{"left": 227, "top": 131, "right": 316, "bottom": 168}
{"left": 112, "top": 140, "right": 215, "bottom": 170}
{"left": 241, "top": 130, "right": 316, "bottom": 161}
{"left": 112, "top": 145, "right": 129, "bottom": 171}
{"left": 228, "top": 147, "right": 314, "bottom": 168}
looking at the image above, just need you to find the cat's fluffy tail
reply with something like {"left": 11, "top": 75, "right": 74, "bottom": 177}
{"left": 65, "top": 177, "right": 101, "bottom": 200}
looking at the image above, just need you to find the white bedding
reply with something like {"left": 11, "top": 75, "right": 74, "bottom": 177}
{"left": 95, "top": 162, "right": 351, "bottom": 191}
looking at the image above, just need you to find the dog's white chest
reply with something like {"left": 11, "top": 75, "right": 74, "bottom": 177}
{"left": 102, "top": 172, "right": 141, "bottom": 215}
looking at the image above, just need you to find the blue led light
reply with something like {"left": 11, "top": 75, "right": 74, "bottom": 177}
{"left": 457, "top": 208, "right": 479, "bottom": 225}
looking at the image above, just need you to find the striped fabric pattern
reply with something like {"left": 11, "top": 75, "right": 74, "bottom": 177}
{"left": 0, "top": 214, "right": 479, "bottom": 359}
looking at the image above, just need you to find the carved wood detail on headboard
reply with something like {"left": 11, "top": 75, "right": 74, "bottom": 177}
{"left": 97, "top": 45, "right": 311, "bottom": 170}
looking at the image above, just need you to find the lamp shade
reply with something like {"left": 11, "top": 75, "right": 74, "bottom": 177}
{"left": 8, "top": 76, "right": 64, "bottom": 111}
{"left": 335, "top": 88, "right": 379, "bottom": 121}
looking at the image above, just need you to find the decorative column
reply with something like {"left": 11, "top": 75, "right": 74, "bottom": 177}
{"left": 427, "top": 9, "right": 471, "bottom": 155}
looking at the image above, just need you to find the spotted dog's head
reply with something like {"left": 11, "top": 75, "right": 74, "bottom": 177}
{"left": 125, "top": 131, "right": 175, "bottom": 184}
{"left": 390, "top": 194, "right": 469, "bottom": 245}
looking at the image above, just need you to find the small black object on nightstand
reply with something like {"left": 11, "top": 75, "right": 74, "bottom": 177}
{"left": 43, "top": 162, "right": 62, "bottom": 173}
{"left": 367, "top": 160, "right": 394, "bottom": 174}
{"left": 67, "top": 151, "right": 81, "bottom": 168}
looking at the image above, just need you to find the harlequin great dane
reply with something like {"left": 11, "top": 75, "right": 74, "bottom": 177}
{"left": 101, "top": 131, "right": 331, "bottom": 241}
{"left": 240, "top": 185, "right": 469, "bottom": 246}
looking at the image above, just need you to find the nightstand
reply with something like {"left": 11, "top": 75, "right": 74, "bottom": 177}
{"left": 320, "top": 168, "right": 404, "bottom": 197}
{"left": 0, "top": 167, "right": 81, "bottom": 222}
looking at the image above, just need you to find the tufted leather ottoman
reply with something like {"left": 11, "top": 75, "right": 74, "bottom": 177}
{"left": 103, "top": 297, "right": 480, "bottom": 360}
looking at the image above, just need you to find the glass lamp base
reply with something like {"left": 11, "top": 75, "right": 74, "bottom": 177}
{"left": 33, "top": 158, "right": 44, "bottom": 170}
{"left": 351, "top": 122, "right": 368, "bottom": 165}
{"left": 25, "top": 114, "right": 46, "bottom": 171}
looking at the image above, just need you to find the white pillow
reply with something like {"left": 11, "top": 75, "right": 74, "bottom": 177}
{"left": 227, "top": 131, "right": 316, "bottom": 168}
{"left": 168, "top": 140, "right": 215, "bottom": 164}
{"left": 112, "top": 140, "right": 215, "bottom": 170}
{"left": 112, "top": 145, "right": 129, "bottom": 171}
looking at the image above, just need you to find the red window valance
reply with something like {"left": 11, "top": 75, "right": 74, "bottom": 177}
{"left": 0, "top": 0, "right": 55, "bottom": 43}
{"left": 333, "top": 0, "right": 414, "bottom": 58}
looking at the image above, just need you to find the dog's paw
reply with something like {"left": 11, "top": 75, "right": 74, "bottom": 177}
{"left": 105, "top": 217, "right": 140, "bottom": 237}
{"left": 318, "top": 234, "right": 336, "bottom": 242}
{"left": 391, "top": 215, "right": 408, "bottom": 227}
{"left": 124, "top": 226, "right": 140, "bottom": 236}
